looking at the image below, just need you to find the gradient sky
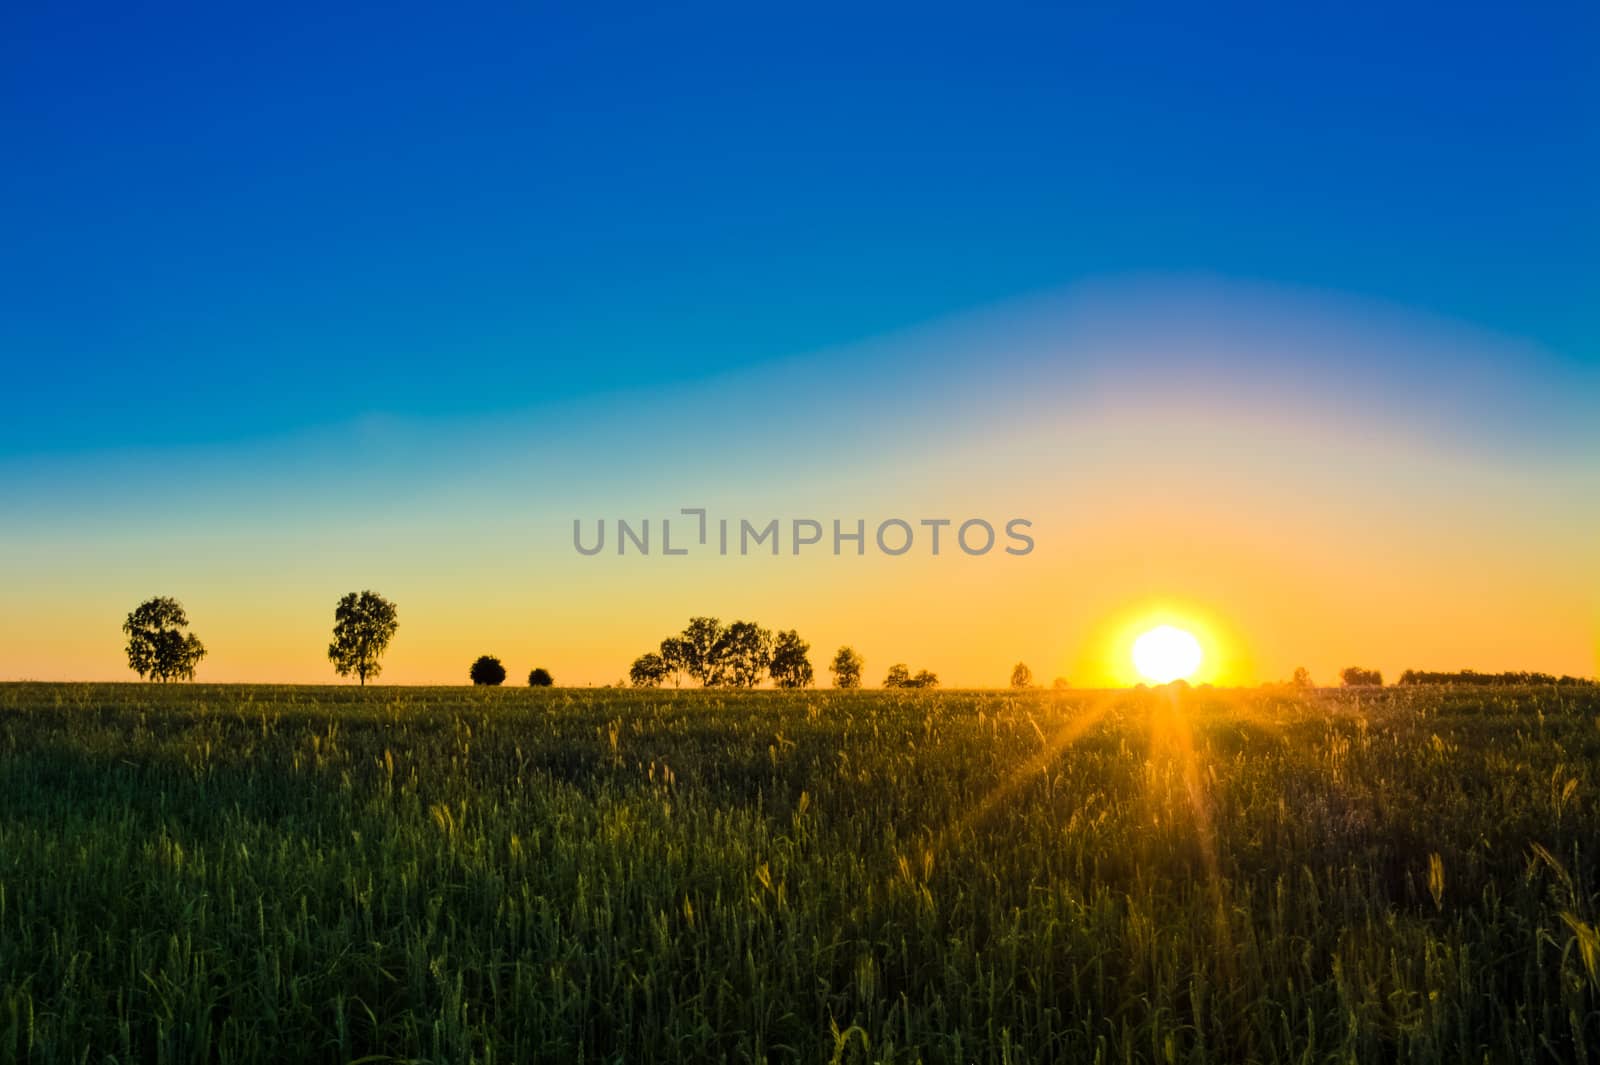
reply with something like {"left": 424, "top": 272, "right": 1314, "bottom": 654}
{"left": 2, "top": 2, "right": 1597, "bottom": 685}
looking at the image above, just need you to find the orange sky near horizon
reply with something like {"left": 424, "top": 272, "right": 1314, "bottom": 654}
{"left": 3, "top": 280, "right": 1597, "bottom": 688}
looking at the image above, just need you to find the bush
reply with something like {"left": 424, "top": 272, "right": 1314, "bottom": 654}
{"left": 528, "top": 667, "right": 553, "bottom": 687}
{"left": 469, "top": 655, "right": 507, "bottom": 686}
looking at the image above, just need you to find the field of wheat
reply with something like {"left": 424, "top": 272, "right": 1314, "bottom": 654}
{"left": 1, "top": 682, "right": 1596, "bottom": 1063}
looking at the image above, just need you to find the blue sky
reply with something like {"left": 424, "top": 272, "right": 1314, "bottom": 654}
{"left": 3, "top": 2, "right": 1598, "bottom": 685}
{"left": 3, "top": 1, "right": 1595, "bottom": 457}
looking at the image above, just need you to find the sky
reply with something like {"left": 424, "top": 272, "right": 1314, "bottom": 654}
{"left": 2, "top": 1, "right": 1597, "bottom": 686}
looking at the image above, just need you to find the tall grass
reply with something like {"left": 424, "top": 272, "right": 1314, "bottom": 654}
{"left": 0, "top": 682, "right": 1596, "bottom": 1063}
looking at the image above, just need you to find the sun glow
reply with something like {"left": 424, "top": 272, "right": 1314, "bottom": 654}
{"left": 1132, "top": 624, "right": 1204, "bottom": 684}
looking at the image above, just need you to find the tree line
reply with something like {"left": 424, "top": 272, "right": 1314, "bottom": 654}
{"left": 121, "top": 596, "right": 1595, "bottom": 689}
{"left": 123, "top": 592, "right": 550, "bottom": 688}
{"left": 628, "top": 619, "right": 951, "bottom": 690}
{"left": 1396, "top": 669, "right": 1595, "bottom": 687}
{"left": 628, "top": 618, "right": 823, "bottom": 689}
{"left": 1288, "top": 667, "right": 1597, "bottom": 688}
{"left": 119, "top": 598, "right": 956, "bottom": 690}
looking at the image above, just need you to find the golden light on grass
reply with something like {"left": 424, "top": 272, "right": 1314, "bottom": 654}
{"left": 1132, "top": 624, "right": 1204, "bottom": 684}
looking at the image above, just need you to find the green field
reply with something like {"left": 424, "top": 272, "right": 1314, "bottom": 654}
{"left": 1, "top": 683, "right": 1597, "bottom": 1064}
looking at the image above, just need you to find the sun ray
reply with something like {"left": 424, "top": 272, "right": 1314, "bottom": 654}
{"left": 925, "top": 691, "right": 1114, "bottom": 861}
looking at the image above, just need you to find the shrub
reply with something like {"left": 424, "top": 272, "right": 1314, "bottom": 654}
{"left": 470, "top": 655, "right": 507, "bottom": 686}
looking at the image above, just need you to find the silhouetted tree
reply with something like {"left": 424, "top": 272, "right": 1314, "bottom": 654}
{"left": 470, "top": 655, "right": 507, "bottom": 686}
{"left": 716, "top": 621, "right": 773, "bottom": 688}
{"left": 769, "top": 630, "right": 813, "bottom": 688}
{"left": 629, "top": 653, "right": 669, "bottom": 688}
{"left": 123, "top": 597, "right": 206, "bottom": 682}
{"left": 327, "top": 590, "right": 398, "bottom": 686}
{"left": 659, "top": 636, "right": 692, "bottom": 688}
{"left": 528, "top": 667, "right": 554, "bottom": 687}
{"left": 1051, "top": 676, "right": 1070, "bottom": 690}
{"left": 1010, "top": 662, "right": 1033, "bottom": 688}
{"left": 830, "top": 646, "right": 864, "bottom": 689}
{"left": 1291, "top": 666, "right": 1314, "bottom": 689}
{"left": 680, "top": 617, "right": 725, "bottom": 686}
{"left": 1340, "top": 666, "right": 1382, "bottom": 687}
{"left": 884, "top": 663, "right": 939, "bottom": 688}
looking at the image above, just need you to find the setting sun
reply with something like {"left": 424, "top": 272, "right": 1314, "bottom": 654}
{"left": 1132, "top": 624, "right": 1204, "bottom": 684}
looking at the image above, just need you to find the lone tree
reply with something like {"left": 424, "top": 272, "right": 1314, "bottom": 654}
{"left": 123, "top": 597, "right": 207, "bottom": 682}
{"left": 769, "top": 630, "right": 814, "bottom": 688}
{"left": 629, "top": 653, "right": 669, "bottom": 688}
{"left": 328, "top": 591, "right": 398, "bottom": 685}
{"left": 1051, "top": 676, "right": 1071, "bottom": 690}
{"left": 528, "top": 667, "right": 554, "bottom": 687}
{"left": 909, "top": 669, "right": 939, "bottom": 689}
{"left": 1291, "top": 666, "right": 1314, "bottom": 689}
{"left": 1010, "top": 662, "right": 1033, "bottom": 688}
{"left": 883, "top": 663, "right": 912, "bottom": 688}
{"left": 716, "top": 621, "right": 773, "bottom": 688}
{"left": 470, "top": 655, "right": 507, "bottom": 686}
{"left": 830, "top": 646, "right": 863, "bottom": 689}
